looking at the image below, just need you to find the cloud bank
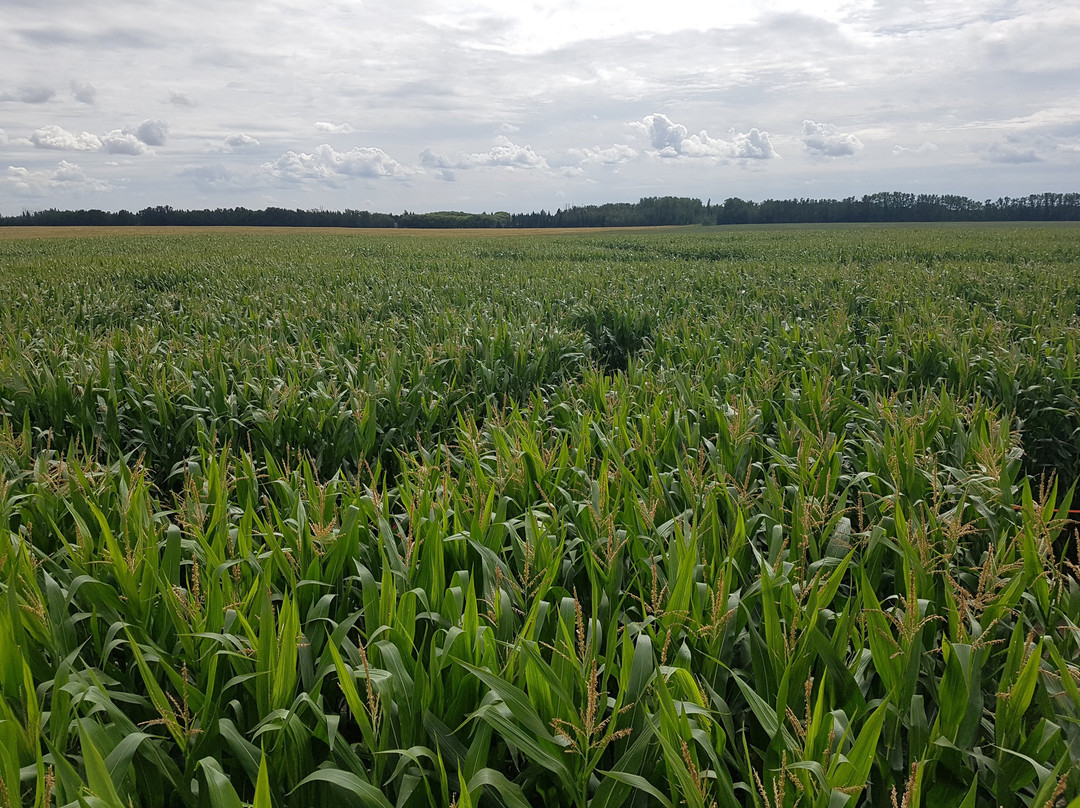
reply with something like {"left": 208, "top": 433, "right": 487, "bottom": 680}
{"left": 7, "top": 161, "right": 110, "bottom": 196}
{"left": 421, "top": 137, "right": 548, "bottom": 172}
{"left": 634, "top": 114, "right": 779, "bottom": 160}
{"left": 222, "top": 133, "right": 260, "bottom": 152}
{"left": 801, "top": 120, "right": 863, "bottom": 157}
{"left": 102, "top": 130, "right": 150, "bottom": 155}
{"left": 25, "top": 120, "right": 165, "bottom": 155}
{"left": 263, "top": 144, "right": 408, "bottom": 182}
{"left": 30, "top": 125, "right": 101, "bottom": 151}
{"left": 314, "top": 122, "right": 353, "bottom": 134}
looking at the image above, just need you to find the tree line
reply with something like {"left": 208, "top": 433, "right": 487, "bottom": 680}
{"left": 3, "top": 192, "right": 1079, "bottom": 229}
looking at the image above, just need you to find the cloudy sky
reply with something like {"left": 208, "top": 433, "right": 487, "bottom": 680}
{"left": 2, "top": 0, "right": 1079, "bottom": 214}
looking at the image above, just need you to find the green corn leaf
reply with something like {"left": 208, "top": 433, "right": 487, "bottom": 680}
{"left": 731, "top": 670, "right": 780, "bottom": 739}
{"left": 936, "top": 642, "right": 968, "bottom": 742}
{"left": 597, "top": 770, "right": 673, "bottom": 808}
{"left": 997, "top": 638, "right": 1043, "bottom": 746}
{"left": 252, "top": 751, "right": 272, "bottom": 808}
{"left": 456, "top": 661, "right": 554, "bottom": 741}
{"left": 162, "top": 523, "right": 182, "bottom": 587}
{"left": 198, "top": 757, "right": 246, "bottom": 808}
{"left": 78, "top": 722, "right": 126, "bottom": 808}
{"left": 293, "top": 769, "right": 395, "bottom": 808}
{"left": 465, "top": 768, "right": 532, "bottom": 808}
{"left": 467, "top": 700, "right": 571, "bottom": 786}
{"left": 829, "top": 701, "right": 888, "bottom": 792}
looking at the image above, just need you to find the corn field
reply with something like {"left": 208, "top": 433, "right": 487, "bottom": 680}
{"left": 1, "top": 224, "right": 1079, "bottom": 807}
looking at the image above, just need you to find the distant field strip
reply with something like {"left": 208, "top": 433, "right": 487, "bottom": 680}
{"left": 1, "top": 226, "right": 1079, "bottom": 807}
{"left": 0, "top": 225, "right": 679, "bottom": 240}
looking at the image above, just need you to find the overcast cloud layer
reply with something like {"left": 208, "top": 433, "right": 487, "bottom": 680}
{"left": 2, "top": 0, "right": 1079, "bottom": 213}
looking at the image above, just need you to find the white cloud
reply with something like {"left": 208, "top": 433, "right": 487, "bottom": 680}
{"left": 418, "top": 150, "right": 457, "bottom": 181}
{"left": 729, "top": 129, "right": 779, "bottom": 159}
{"left": 419, "top": 150, "right": 455, "bottom": 170}
{"left": 892, "top": 142, "right": 939, "bottom": 155}
{"left": 636, "top": 113, "right": 687, "bottom": 153}
{"left": 222, "top": 133, "right": 261, "bottom": 151}
{"left": 29, "top": 125, "right": 102, "bottom": 151}
{"left": 70, "top": 80, "right": 96, "bottom": 104}
{"left": 420, "top": 137, "right": 548, "bottom": 171}
{"left": 0, "top": 129, "right": 6, "bottom": 146}
{"left": 136, "top": 119, "right": 168, "bottom": 146}
{"left": 473, "top": 138, "right": 547, "bottom": 168}
{"left": 262, "top": 144, "right": 408, "bottom": 182}
{"left": 101, "top": 129, "right": 151, "bottom": 155}
{"left": 314, "top": 121, "right": 353, "bottom": 134}
{"left": 26, "top": 123, "right": 165, "bottom": 155}
{"left": 801, "top": 120, "right": 863, "bottom": 157}
{"left": 169, "top": 90, "right": 195, "bottom": 107}
{"left": 52, "top": 160, "right": 108, "bottom": 188}
{"left": 6, "top": 161, "right": 110, "bottom": 196}
{"left": 16, "top": 85, "right": 55, "bottom": 104}
{"left": 632, "top": 113, "right": 778, "bottom": 160}
{"left": 574, "top": 143, "right": 639, "bottom": 164}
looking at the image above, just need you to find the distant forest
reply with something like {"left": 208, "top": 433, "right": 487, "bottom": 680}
{"left": 3, "top": 192, "right": 1079, "bottom": 229}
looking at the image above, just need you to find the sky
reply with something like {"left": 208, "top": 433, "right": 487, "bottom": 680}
{"left": 2, "top": 0, "right": 1079, "bottom": 215}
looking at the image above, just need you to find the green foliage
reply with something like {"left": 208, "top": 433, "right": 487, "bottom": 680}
{"left": 1, "top": 224, "right": 1079, "bottom": 807}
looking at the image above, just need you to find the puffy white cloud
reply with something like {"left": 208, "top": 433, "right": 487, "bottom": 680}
{"left": 70, "top": 80, "right": 96, "bottom": 104}
{"left": 801, "top": 120, "right": 863, "bottom": 157}
{"left": 52, "top": 160, "right": 107, "bottom": 187}
{"left": 420, "top": 137, "right": 548, "bottom": 171}
{"left": 574, "top": 143, "right": 639, "bottom": 164}
{"left": 892, "top": 142, "right": 939, "bottom": 155}
{"left": 262, "top": 144, "right": 408, "bottom": 182}
{"left": 136, "top": 119, "right": 168, "bottom": 146}
{"left": 632, "top": 113, "right": 778, "bottom": 160}
{"left": 6, "top": 161, "right": 110, "bottom": 196}
{"left": 101, "top": 129, "right": 151, "bottom": 155}
{"left": 729, "top": 129, "right": 778, "bottom": 159}
{"left": 473, "top": 139, "right": 547, "bottom": 168}
{"left": 636, "top": 113, "right": 687, "bottom": 153}
{"left": 29, "top": 125, "right": 102, "bottom": 151}
{"left": 222, "top": 133, "right": 261, "bottom": 151}
{"left": 25, "top": 123, "right": 164, "bottom": 155}
{"left": 314, "top": 121, "right": 353, "bottom": 134}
